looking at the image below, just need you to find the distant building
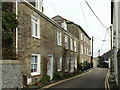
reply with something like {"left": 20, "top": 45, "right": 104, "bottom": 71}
{"left": 98, "top": 49, "right": 114, "bottom": 68}
{"left": 52, "top": 15, "right": 91, "bottom": 64}
{"left": 93, "top": 57, "right": 99, "bottom": 68}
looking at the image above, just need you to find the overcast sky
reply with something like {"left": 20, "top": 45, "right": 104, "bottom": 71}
{"left": 43, "top": 0, "right": 111, "bottom": 57}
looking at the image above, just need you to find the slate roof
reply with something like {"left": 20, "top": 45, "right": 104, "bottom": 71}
{"left": 52, "top": 15, "right": 91, "bottom": 40}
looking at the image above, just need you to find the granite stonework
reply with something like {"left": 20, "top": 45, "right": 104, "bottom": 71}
{"left": 1, "top": 60, "right": 22, "bottom": 88}
{"left": 2, "top": 1, "right": 91, "bottom": 87}
{"left": 16, "top": 2, "right": 79, "bottom": 85}
{"left": 67, "top": 23, "right": 91, "bottom": 63}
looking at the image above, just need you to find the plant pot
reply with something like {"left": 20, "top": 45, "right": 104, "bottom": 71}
{"left": 36, "top": 82, "right": 42, "bottom": 86}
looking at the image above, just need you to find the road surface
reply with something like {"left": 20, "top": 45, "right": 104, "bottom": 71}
{"left": 47, "top": 68, "right": 108, "bottom": 89}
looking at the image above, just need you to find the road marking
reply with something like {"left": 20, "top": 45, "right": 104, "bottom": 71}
{"left": 42, "top": 68, "right": 94, "bottom": 89}
{"left": 105, "top": 69, "right": 110, "bottom": 90}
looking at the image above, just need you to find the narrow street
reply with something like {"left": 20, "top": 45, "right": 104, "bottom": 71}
{"left": 47, "top": 68, "right": 108, "bottom": 89}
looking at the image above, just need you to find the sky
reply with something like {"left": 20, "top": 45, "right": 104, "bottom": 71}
{"left": 43, "top": 0, "right": 111, "bottom": 57}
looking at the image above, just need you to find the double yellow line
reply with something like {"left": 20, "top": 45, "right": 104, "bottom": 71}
{"left": 105, "top": 69, "right": 110, "bottom": 90}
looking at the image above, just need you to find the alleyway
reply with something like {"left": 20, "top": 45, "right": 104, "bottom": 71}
{"left": 46, "top": 68, "right": 108, "bottom": 89}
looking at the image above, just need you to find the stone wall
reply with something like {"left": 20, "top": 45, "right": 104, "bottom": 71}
{"left": 117, "top": 49, "right": 120, "bottom": 87}
{"left": 67, "top": 23, "right": 91, "bottom": 63}
{"left": 12, "top": 1, "right": 82, "bottom": 85}
{"left": 0, "top": 60, "right": 22, "bottom": 88}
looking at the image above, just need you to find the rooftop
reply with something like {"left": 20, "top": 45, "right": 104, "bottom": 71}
{"left": 52, "top": 15, "right": 91, "bottom": 40}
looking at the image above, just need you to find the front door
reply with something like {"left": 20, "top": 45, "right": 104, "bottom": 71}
{"left": 47, "top": 55, "right": 53, "bottom": 80}
{"left": 70, "top": 57, "right": 74, "bottom": 73}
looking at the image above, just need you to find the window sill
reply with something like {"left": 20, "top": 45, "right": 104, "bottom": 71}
{"left": 31, "top": 72, "right": 40, "bottom": 76}
{"left": 57, "top": 69, "right": 62, "bottom": 72}
{"left": 71, "top": 50, "right": 73, "bottom": 52}
{"left": 57, "top": 44, "right": 62, "bottom": 47}
{"left": 32, "top": 35, "right": 40, "bottom": 39}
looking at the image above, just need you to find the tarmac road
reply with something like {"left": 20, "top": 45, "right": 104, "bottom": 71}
{"left": 47, "top": 68, "right": 108, "bottom": 89}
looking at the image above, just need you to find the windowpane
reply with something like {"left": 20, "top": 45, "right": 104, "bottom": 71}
{"left": 34, "top": 64, "right": 37, "bottom": 72}
{"left": 35, "top": 24, "right": 37, "bottom": 36}
{"left": 31, "top": 54, "right": 40, "bottom": 75}
{"left": 65, "top": 35, "right": 68, "bottom": 49}
{"left": 70, "top": 38, "right": 73, "bottom": 51}
{"left": 35, "top": 56, "right": 37, "bottom": 63}
{"left": 31, "top": 16, "right": 40, "bottom": 38}
{"left": 31, "top": 56, "right": 34, "bottom": 64}
{"left": 31, "top": 64, "right": 34, "bottom": 72}
{"left": 31, "top": 64, "right": 34, "bottom": 69}
{"left": 57, "top": 31, "right": 62, "bottom": 46}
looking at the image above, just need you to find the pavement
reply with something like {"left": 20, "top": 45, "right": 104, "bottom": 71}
{"left": 108, "top": 71, "right": 119, "bottom": 90}
{"left": 41, "top": 68, "right": 108, "bottom": 89}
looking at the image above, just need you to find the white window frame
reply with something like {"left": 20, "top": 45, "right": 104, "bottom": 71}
{"left": 84, "top": 36, "right": 86, "bottom": 42}
{"left": 82, "top": 59, "right": 84, "bottom": 63}
{"left": 62, "top": 20, "right": 67, "bottom": 30}
{"left": 31, "top": 15, "right": 40, "bottom": 39}
{"left": 81, "top": 33, "right": 83, "bottom": 40}
{"left": 81, "top": 45, "right": 83, "bottom": 54}
{"left": 57, "top": 57, "right": 62, "bottom": 71}
{"left": 74, "top": 40, "right": 77, "bottom": 52}
{"left": 65, "top": 35, "right": 68, "bottom": 49}
{"left": 84, "top": 47, "right": 86, "bottom": 55}
{"left": 87, "top": 48, "right": 89, "bottom": 55}
{"left": 26, "top": 0, "right": 43, "bottom": 12}
{"left": 31, "top": 54, "right": 41, "bottom": 76}
{"left": 57, "top": 31, "right": 62, "bottom": 46}
{"left": 70, "top": 38, "right": 73, "bottom": 51}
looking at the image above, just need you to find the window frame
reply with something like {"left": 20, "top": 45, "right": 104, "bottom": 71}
{"left": 74, "top": 40, "right": 77, "bottom": 52}
{"left": 57, "top": 31, "right": 62, "bottom": 46}
{"left": 81, "top": 45, "right": 83, "bottom": 54}
{"left": 61, "top": 20, "right": 67, "bottom": 30}
{"left": 84, "top": 36, "right": 86, "bottom": 42}
{"left": 26, "top": 0, "right": 43, "bottom": 12}
{"left": 31, "top": 15, "right": 40, "bottom": 39}
{"left": 70, "top": 38, "right": 73, "bottom": 51}
{"left": 81, "top": 33, "right": 83, "bottom": 40}
{"left": 65, "top": 35, "right": 68, "bottom": 49}
{"left": 31, "top": 54, "right": 41, "bottom": 76}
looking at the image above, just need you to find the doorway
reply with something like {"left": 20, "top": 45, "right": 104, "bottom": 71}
{"left": 47, "top": 55, "right": 53, "bottom": 80}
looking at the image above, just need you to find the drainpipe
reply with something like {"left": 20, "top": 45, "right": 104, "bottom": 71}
{"left": 16, "top": 0, "right": 18, "bottom": 54}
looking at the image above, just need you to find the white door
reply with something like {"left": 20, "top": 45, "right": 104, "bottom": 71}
{"left": 47, "top": 55, "right": 53, "bottom": 80}
{"left": 70, "top": 57, "right": 74, "bottom": 73}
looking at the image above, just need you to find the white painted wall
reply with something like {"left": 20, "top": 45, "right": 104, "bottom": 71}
{"left": 113, "top": 1, "right": 120, "bottom": 85}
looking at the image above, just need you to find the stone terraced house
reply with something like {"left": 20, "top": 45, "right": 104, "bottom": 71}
{"left": 52, "top": 15, "right": 91, "bottom": 65}
{"left": 1, "top": 0, "right": 91, "bottom": 88}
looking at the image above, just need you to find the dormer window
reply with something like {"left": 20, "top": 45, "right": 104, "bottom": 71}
{"left": 61, "top": 20, "right": 67, "bottom": 30}
{"left": 26, "top": 0, "right": 43, "bottom": 12}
